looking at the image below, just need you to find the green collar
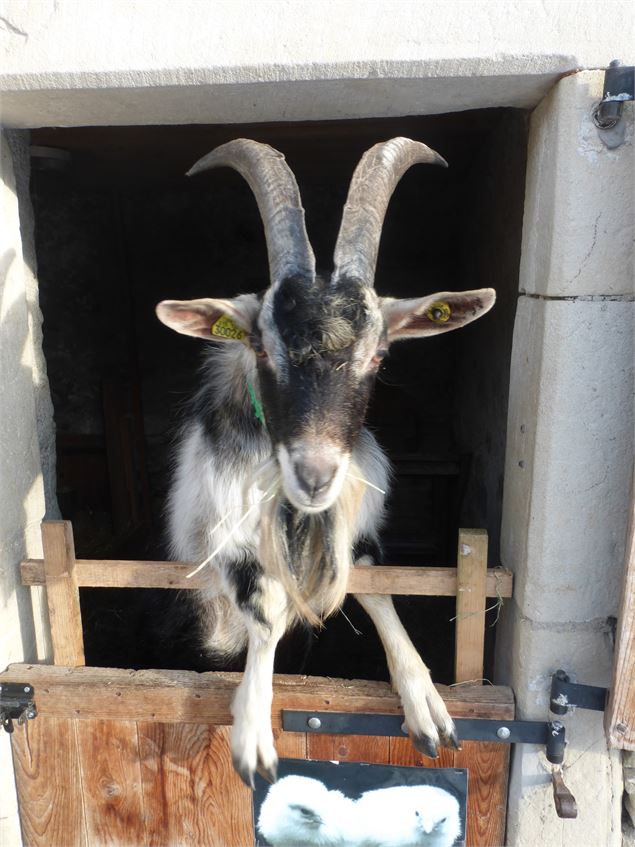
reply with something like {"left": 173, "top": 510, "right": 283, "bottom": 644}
{"left": 246, "top": 380, "right": 266, "bottom": 426}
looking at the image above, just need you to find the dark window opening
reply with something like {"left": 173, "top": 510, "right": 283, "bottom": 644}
{"left": 30, "top": 110, "right": 528, "bottom": 683}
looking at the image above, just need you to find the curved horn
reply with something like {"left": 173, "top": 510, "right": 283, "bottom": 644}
{"left": 187, "top": 139, "right": 315, "bottom": 285}
{"left": 332, "top": 137, "right": 447, "bottom": 286}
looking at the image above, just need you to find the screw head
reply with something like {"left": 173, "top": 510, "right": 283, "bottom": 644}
{"left": 23, "top": 686, "right": 31, "bottom": 694}
{"left": 497, "top": 726, "right": 511, "bottom": 740}
{"left": 307, "top": 717, "right": 321, "bottom": 730}
{"left": 401, "top": 722, "right": 408, "bottom": 735}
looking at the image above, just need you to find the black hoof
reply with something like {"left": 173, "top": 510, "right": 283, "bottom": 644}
{"left": 443, "top": 727, "right": 462, "bottom": 751}
{"left": 232, "top": 755, "right": 255, "bottom": 790}
{"left": 411, "top": 733, "right": 439, "bottom": 759}
{"left": 256, "top": 759, "right": 278, "bottom": 785}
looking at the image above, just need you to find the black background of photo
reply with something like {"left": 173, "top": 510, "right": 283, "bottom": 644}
{"left": 253, "top": 758, "right": 467, "bottom": 846}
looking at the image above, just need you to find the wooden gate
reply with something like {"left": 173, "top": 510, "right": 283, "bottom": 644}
{"left": 2, "top": 522, "right": 513, "bottom": 847}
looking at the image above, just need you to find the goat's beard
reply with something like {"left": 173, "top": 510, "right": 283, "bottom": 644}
{"left": 253, "top": 458, "right": 366, "bottom": 626}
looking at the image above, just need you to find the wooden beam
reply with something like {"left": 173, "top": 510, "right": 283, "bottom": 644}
{"left": 605, "top": 471, "right": 635, "bottom": 747}
{"left": 0, "top": 664, "right": 514, "bottom": 725}
{"left": 21, "top": 557, "right": 512, "bottom": 598}
{"left": 41, "top": 521, "right": 85, "bottom": 666}
{"left": 454, "top": 528, "right": 489, "bottom": 684}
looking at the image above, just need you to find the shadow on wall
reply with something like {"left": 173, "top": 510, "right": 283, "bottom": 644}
{"left": 0, "top": 243, "right": 51, "bottom": 664}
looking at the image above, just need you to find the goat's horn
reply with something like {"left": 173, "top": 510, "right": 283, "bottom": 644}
{"left": 187, "top": 139, "right": 315, "bottom": 285}
{"left": 332, "top": 137, "right": 447, "bottom": 286}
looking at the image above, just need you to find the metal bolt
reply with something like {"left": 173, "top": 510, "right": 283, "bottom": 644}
{"left": 26, "top": 709, "right": 36, "bottom": 720}
{"left": 460, "top": 544, "right": 472, "bottom": 557}
{"left": 23, "top": 686, "right": 31, "bottom": 694}
{"left": 616, "top": 722, "right": 628, "bottom": 734}
{"left": 307, "top": 717, "right": 321, "bottom": 730}
{"left": 401, "top": 722, "right": 408, "bottom": 735}
{"left": 496, "top": 726, "right": 511, "bottom": 740}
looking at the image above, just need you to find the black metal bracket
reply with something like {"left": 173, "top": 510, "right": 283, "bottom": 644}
{"left": 0, "top": 682, "right": 37, "bottom": 734}
{"left": 593, "top": 60, "right": 634, "bottom": 132}
{"left": 282, "top": 711, "right": 567, "bottom": 765}
{"left": 550, "top": 669, "right": 608, "bottom": 715}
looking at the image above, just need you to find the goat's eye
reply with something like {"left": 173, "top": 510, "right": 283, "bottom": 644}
{"left": 372, "top": 349, "right": 388, "bottom": 365}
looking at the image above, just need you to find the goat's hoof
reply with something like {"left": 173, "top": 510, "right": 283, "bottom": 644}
{"left": 233, "top": 756, "right": 256, "bottom": 791}
{"left": 411, "top": 733, "right": 439, "bottom": 759}
{"left": 257, "top": 759, "right": 278, "bottom": 785}
{"left": 443, "top": 726, "right": 461, "bottom": 751}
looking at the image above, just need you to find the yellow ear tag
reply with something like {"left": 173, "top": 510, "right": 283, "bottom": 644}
{"left": 210, "top": 314, "right": 248, "bottom": 343}
{"left": 425, "top": 301, "right": 452, "bottom": 323}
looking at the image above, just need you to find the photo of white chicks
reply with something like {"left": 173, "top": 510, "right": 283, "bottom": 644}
{"left": 256, "top": 775, "right": 463, "bottom": 847}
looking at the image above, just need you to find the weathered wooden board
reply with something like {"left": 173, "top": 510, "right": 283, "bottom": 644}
{"left": 606, "top": 475, "right": 635, "bottom": 747}
{"left": 1, "top": 664, "right": 514, "bottom": 725}
{"left": 138, "top": 723, "right": 252, "bottom": 847}
{"left": 75, "top": 719, "right": 146, "bottom": 846}
{"left": 455, "top": 741, "right": 510, "bottom": 847}
{"left": 21, "top": 557, "right": 513, "bottom": 597}
{"left": 41, "top": 521, "right": 85, "bottom": 666}
{"left": 455, "top": 528, "right": 489, "bottom": 684}
{"left": 11, "top": 716, "right": 87, "bottom": 847}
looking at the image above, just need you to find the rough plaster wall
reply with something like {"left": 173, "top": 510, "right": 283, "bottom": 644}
{"left": 496, "top": 72, "right": 634, "bottom": 846}
{"left": 0, "top": 0, "right": 634, "bottom": 126}
{"left": 5, "top": 131, "right": 60, "bottom": 520}
{"left": 0, "top": 130, "right": 53, "bottom": 847}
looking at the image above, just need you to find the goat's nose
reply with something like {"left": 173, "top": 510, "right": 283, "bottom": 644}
{"left": 294, "top": 457, "right": 337, "bottom": 499}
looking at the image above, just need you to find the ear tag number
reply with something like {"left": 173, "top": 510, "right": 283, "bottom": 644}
{"left": 210, "top": 315, "right": 248, "bottom": 343}
{"left": 426, "top": 301, "right": 452, "bottom": 323}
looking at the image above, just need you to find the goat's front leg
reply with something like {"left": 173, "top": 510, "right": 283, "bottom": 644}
{"left": 354, "top": 586, "right": 458, "bottom": 758}
{"left": 229, "top": 569, "right": 288, "bottom": 789}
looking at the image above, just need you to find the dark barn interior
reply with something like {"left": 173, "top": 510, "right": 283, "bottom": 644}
{"left": 30, "top": 110, "right": 528, "bottom": 684}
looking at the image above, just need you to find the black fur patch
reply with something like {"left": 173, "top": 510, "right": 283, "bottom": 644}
{"left": 352, "top": 537, "right": 382, "bottom": 564}
{"left": 272, "top": 275, "right": 371, "bottom": 363}
{"left": 224, "top": 557, "right": 268, "bottom": 628}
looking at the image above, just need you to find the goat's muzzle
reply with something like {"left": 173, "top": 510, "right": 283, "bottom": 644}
{"left": 276, "top": 442, "right": 349, "bottom": 513}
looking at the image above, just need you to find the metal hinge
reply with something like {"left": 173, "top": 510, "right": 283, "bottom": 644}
{"left": 0, "top": 683, "right": 37, "bottom": 733}
{"left": 550, "top": 669, "right": 608, "bottom": 714}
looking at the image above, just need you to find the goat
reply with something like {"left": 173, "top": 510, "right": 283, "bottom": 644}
{"left": 156, "top": 137, "right": 495, "bottom": 788}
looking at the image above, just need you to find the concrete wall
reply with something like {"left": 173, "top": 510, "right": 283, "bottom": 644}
{"left": 496, "top": 71, "right": 634, "bottom": 846}
{"left": 1, "top": 0, "right": 634, "bottom": 127}
{"left": 0, "top": 130, "right": 53, "bottom": 847}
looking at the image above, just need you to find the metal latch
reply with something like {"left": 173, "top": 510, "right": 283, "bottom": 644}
{"left": 0, "top": 683, "right": 37, "bottom": 733}
{"left": 593, "top": 60, "right": 634, "bottom": 148}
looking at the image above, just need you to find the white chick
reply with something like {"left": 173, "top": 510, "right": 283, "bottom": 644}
{"left": 257, "top": 774, "right": 358, "bottom": 846}
{"left": 353, "top": 784, "right": 462, "bottom": 847}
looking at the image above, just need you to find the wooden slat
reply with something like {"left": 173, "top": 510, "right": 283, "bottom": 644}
{"left": 21, "top": 557, "right": 513, "bottom": 598}
{"left": 41, "top": 521, "right": 85, "bottom": 666}
{"left": 75, "top": 719, "right": 146, "bottom": 846}
{"left": 455, "top": 741, "right": 510, "bottom": 847}
{"left": 307, "top": 732, "right": 391, "bottom": 764}
{"left": 606, "top": 473, "right": 635, "bottom": 747}
{"left": 273, "top": 728, "right": 307, "bottom": 759}
{"left": 138, "top": 723, "right": 252, "bottom": 847}
{"left": 10, "top": 716, "right": 87, "bottom": 847}
{"left": 388, "top": 735, "right": 455, "bottom": 768}
{"left": 0, "top": 665, "right": 514, "bottom": 724}
{"left": 454, "top": 529, "right": 489, "bottom": 684}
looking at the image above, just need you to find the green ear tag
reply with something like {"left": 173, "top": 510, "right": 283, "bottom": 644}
{"left": 426, "top": 301, "right": 452, "bottom": 323}
{"left": 210, "top": 314, "right": 248, "bottom": 343}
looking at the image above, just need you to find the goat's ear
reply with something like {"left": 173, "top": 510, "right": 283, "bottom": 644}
{"left": 380, "top": 288, "right": 496, "bottom": 343}
{"left": 155, "top": 294, "right": 258, "bottom": 341}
